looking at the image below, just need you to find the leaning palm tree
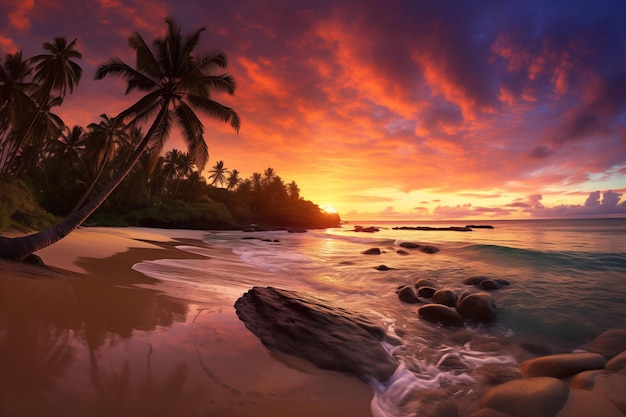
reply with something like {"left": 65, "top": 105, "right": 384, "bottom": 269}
{"left": 226, "top": 169, "right": 242, "bottom": 191}
{"left": 0, "top": 17, "right": 240, "bottom": 261}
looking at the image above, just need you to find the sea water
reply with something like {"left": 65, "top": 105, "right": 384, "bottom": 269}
{"left": 133, "top": 218, "right": 626, "bottom": 416}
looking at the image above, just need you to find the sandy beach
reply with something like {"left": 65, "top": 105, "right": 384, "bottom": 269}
{"left": 0, "top": 227, "right": 373, "bottom": 417}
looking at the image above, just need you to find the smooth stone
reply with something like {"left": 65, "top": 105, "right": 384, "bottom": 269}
{"left": 234, "top": 286, "right": 399, "bottom": 382}
{"left": 594, "top": 372, "right": 626, "bottom": 414}
{"left": 362, "top": 247, "right": 382, "bottom": 255}
{"left": 519, "top": 352, "right": 607, "bottom": 378}
{"left": 569, "top": 369, "right": 606, "bottom": 390}
{"left": 417, "top": 286, "right": 437, "bottom": 298}
{"left": 415, "top": 278, "right": 438, "bottom": 288}
{"left": 396, "top": 286, "right": 420, "bottom": 304}
{"left": 420, "top": 245, "right": 440, "bottom": 254}
{"left": 587, "top": 329, "right": 626, "bottom": 359}
{"left": 396, "top": 249, "right": 410, "bottom": 255}
{"left": 480, "top": 377, "right": 569, "bottom": 417}
{"left": 606, "top": 350, "right": 626, "bottom": 372}
{"left": 418, "top": 304, "right": 465, "bottom": 327}
{"left": 456, "top": 292, "right": 497, "bottom": 323}
{"left": 433, "top": 289, "right": 457, "bottom": 307}
{"left": 479, "top": 280, "right": 502, "bottom": 290}
{"left": 375, "top": 264, "right": 391, "bottom": 271}
{"left": 463, "top": 276, "right": 490, "bottom": 285}
{"left": 399, "top": 242, "right": 421, "bottom": 249}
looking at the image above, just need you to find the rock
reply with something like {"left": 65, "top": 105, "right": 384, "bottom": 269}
{"left": 396, "top": 286, "right": 420, "bottom": 304}
{"left": 587, "top": 329, "right": 626, "bottom": 359}
{"left": 418, "top": 304, "right": 465, "bottom": 327}
{"left": 287, "top": 228, "right": 307, "bottom": 233}
{"left": 234, "top": 286, "right": 399, "bottom": 382}
{"left": 397, "top": 389, "right": 458, "bottom": 417}
{"left": 606, "top": 350, "right": 626, "bottom": 372}
{"left": 433, "top": 289, "right": 458, "bottom": 307}
{"left": 569, "top": 369, "right": 606, "bottom": 390}
{"left": 519, "top": 352, "right": 606, "bottom": 378}
{"left": 594, "top": 372, "right": 626, "bottom": 414}
{"left": 23, "top": 253, "right": 45, "bottom": 267}
{"left": 396, "top": 249, "right": 410, "bottom": 255}
{"left": 480, "top": 377, "right": 569, "bottom": 417}
{"left": 415, "top": 278, "right": 438, "bottom": 289}
{"left": 438, "top": 353, "right": 470, "bottom": 370}
{"left": 362, "top": 247, "right": 382, "bottom": 255}
{"left": 463, "top": 276, "right": 490, "bottom": 286}
{"left": 456, "top": 292, "right": 497, "bottom": 323}
{"left": 475, "top": 364, "right": 520, "bottom": 385}
{"left": 375, "top": 264, "right": 391, "bottom": 271}
{"left": 399, "top": 242, "right": 421, "bottom": 249}
{"left": 417, "top": 286, "right": 437, "bottom": 298}
{"left": 420, "top": 245, "right": 440, "bottom": 253}
{"left": 479, "top": 280, "right": 501, "bottom": 290}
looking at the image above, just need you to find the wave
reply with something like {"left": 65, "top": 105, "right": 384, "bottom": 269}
{"left": 454, "top": 243, "right": 626, "bottom": 272}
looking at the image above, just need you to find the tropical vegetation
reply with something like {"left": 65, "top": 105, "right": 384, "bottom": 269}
{"left": 0, "top": 18, "right": 340, "bottom": 262}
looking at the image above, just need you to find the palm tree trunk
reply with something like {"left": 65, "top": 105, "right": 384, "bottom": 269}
{"left": 0, "top": 107, "right": 166, "bottom": 262}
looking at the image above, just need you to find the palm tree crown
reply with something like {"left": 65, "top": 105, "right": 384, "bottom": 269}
{"left": 95, "top": 17, "right": 240, "bottom": 171}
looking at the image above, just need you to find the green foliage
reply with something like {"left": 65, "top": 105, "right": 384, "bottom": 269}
{"left": 123, "top": 200, "right": 236, "bottom": 229}
{"left": 0, "top": 174, "right": 59, "bottom": 230}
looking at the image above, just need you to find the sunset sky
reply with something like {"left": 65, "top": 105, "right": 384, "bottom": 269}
{"left": 2, "top": 0, "right": 625, "bottom": 220}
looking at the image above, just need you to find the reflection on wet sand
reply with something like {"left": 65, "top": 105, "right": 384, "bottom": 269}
{"left": 0, "top": 236, "right": 373, "bottom": 417}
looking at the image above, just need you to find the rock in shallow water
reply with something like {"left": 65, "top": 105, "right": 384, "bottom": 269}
{"left": 234, "top": 286, "right": 399, "bottom": 382}
{"left": 418, "top": 303, "right": 464, "bottom": 327}
{"left": 480, "top": 377, "right": 569, "bottom": 417}
{"left": 519, "top": 352, "right": 606, "bottom": 378}
{"left": 456, "top": 292, "right": 497, "bottom": 323}
{"left": 587, "top": 329, "right": 626, "bottom": 359}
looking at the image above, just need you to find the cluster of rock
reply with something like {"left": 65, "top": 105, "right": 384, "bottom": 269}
{"left": 395, "top": 275, "right": 508, "bottom": 327}
{"left": 363, "top": 241, "right": 440, "bottom": 255}
{"left": 468, "top": 328, "right": 626, "bottom": 417}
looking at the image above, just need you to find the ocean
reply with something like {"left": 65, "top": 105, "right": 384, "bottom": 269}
{"left": 132, "top": 217, "right": 626, "bottom": 417}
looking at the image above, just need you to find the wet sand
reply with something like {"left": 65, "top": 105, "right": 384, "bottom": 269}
{"left": 0, "top": 227, "right": 374, "bottom": 417}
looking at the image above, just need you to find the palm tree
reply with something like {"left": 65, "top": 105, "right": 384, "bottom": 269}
{"left": 0, "top": 52, "right": 36, "bottom": 171}
{"left": 226, "top": 169, "right": 242, "bottom": 190}
{"left": 0, "top": 17, "right": 240, "bottom": 261}
{"left": 69, "top": 114, "right": 128, "bottom": 214}
{"left": 5, "top": 37, "right": 82, "bottom": 173}
{"left": 208, "top": 160, "right": 228, "bottom": 187}
{"left": 287, "top": 180, "right": 300, "bottom": 199}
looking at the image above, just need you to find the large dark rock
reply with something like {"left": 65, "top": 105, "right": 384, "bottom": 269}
{"left": 235, "top": 286, "right": 399, "bottom": 382}
{"left": 362, "top": 247, "right": 382, "bottom": 255}
{"left": 396, "top": 285, "right": 420, "bottom": 303}
{"left": 433, "top": 289, "right": 458, "bottom": 307}
{"left": 519, "top": 352, "right": 606, "bottom": 378}
{"left": 418, "top": 304, "right": 464, "bottom": 327}
{"left": 415, "top": 278, "right": 439, "bottom": 289}
{"left": 456, "top": 292, "right": 497, "bottom": 323}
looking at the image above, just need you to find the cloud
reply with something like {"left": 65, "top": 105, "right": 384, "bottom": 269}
{"left": 530, "top": 190, "right": 626, "bottom": 217}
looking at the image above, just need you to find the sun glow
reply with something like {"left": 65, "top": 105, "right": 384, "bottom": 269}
{"left": 320, "top": 204, "right": 338, "bottom": 214}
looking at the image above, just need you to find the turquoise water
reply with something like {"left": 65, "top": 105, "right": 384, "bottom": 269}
{"left": 133, "top": 217, "right": 626, "bottom": 417}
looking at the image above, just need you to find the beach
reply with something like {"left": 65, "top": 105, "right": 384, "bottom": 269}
{"left": 0, "top": 227, "right": 373, "bottom": 417}
{"left": 1, "top": 221, "right": 625, "bottom": 417}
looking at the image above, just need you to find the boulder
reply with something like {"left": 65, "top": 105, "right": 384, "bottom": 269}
{"left": 480, "top": 377, "right": 569, "bottom": 417}
{"left": 396, "top": 286, "right": 420, "bottom": 304}
{"left": 399, "top": 242, "right": 421, "bottom": 249}
{"left": 396, "top": 249, "right": 410, "bottom": 255}
{"left": 375, "top": 264, "right": 391, "bottom": 271}
{"left": 418, "top": 304, "right": 465, "bottom": 327}
{"left": 480, "top": 279, "right": 511, "bottom": 290}
{"left": 456, "top": 292, "right": 497, "bottom": 323}
{"left": 569, "top": 369, "right": 606, "bottom": 389}
{"left": 415, "top": 278, "right": 438, "bottom": 289}
{"left": 463, "top": 276, "right": 490, "bottom": 286}
{"left": 234, "top": 286, "right": 399, "bottom": 382}
{"left": 433, "top": 289, "right": 458, "bottom": 307}
{"left": 362, "top": 247, "right": 382, "bottom": 255}
{"left": 519, "top": 352, "right": 606, "bottom": 378}
{"left": 417, "top": 286, "right": 437, "bottom": 298}
{"left": 420, "top": 245, "right": 440, "bottom": 254}
{"left": 587, "top": 329, "right": 626, "bottom": 359}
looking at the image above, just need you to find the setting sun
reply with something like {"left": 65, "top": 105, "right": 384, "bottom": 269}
{"left": 320, "top": 204, "right": 338, "bottom": 214}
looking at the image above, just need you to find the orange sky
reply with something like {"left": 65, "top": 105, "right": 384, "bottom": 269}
{"left": 2, "top": 0, "right": 625, "bottom": 220}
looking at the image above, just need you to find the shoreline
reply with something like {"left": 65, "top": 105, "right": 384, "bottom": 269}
{"left": 0, "top": 227, "right": 374, "bottom": 417}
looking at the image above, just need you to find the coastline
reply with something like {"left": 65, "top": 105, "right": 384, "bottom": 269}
{"left": 0, "top": 227, "right": 374, "bottom": 417}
